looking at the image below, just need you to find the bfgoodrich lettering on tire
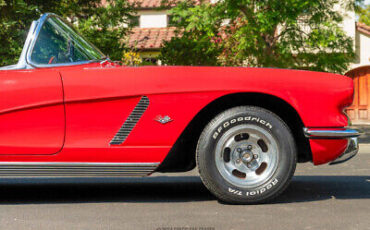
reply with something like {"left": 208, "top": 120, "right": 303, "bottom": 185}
{"left": 196, "top": 106, "right": 297, "bottom": 204}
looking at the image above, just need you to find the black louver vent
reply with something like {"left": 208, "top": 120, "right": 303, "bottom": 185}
{"left": 110, "top": 96, "right": 150, "bottom": 145}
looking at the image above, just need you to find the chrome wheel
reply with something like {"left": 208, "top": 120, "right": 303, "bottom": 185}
{"left": 215, "top": 124, "right": 279, "bottom": 188}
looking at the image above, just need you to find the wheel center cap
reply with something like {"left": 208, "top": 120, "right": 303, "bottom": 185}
{"left": 241, "top": 152, "right": 253, "bottom": 162}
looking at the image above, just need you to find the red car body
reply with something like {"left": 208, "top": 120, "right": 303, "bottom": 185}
{"left": 0, "top": 13, "right": 359, "bottom": 182}
{"left": 0, "top": 63, "right": 353, "bottom": 166}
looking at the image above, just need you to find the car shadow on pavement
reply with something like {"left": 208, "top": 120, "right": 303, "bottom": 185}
{"left": 0, "top": 175, "right": 368, "bottom": 205}
{"left": 275, "top": 175, "right": 370, "bottom": 204}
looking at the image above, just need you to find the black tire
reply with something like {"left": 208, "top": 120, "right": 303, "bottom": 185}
{"left": 196, "top": 106, "right": 297, "bottom": 204}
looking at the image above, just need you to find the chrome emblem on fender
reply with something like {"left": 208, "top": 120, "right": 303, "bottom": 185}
{"left": 155, "top": 115, "right": 173, "bottom": 124}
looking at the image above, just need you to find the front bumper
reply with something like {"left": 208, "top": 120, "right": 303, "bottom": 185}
{"left": 303, "top": 128, "right": 360, "bottom": 165}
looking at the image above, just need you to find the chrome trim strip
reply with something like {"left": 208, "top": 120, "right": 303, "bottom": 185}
{"left": 303, "top": 128, "right": 360, "bottom": 139}
{"left": 0, "top": 162, "right": 159, "bottom": 177}
{"left": 29, "top": 60, "right": 102, "bottom": 68}
{"left": 110, "top": 96, "right": 150, "bottom": 145}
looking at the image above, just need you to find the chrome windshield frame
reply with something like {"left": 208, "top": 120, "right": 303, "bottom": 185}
{"left": 23, "top": 13, "right": 106, "bottom": 69}
{"left": 16, "top": 20, "right": 39, "bottom": 69}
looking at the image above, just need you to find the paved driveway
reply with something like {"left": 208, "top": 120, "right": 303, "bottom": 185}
{"left": 0, "top": 147, "right": 369, "bottom": 230}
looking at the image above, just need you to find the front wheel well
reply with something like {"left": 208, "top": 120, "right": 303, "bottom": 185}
{"left": 156, "top": 93, "right": 312, "bottom": 173}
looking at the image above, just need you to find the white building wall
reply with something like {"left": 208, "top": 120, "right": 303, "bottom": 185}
{"left": 334, "top": 3, "right": 368, "bottom": 70}
{"left": 139, "top": 10, "right": 168, "bottom": 28}
{"left": 340, "top": 8, "right": 356, "bottom": 41}
{"left": 352, "top": 31, "right": 370, "bottom": 69}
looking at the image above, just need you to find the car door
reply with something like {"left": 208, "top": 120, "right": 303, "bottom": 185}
{"left": 0, "top": 69, "right": 65, "bottom": 155}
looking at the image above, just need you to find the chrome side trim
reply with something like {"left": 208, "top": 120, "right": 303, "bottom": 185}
{"left": 303, "top": 128, "right": 360, "bottom": 139}
{"left": 0, "top": 162, "right": 159, "bottom": 177}
{"left": 110, "top": 96, "right": 150, "bottom": 145}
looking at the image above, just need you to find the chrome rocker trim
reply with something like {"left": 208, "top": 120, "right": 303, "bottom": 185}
{"left": 303, "top": 128, "right": 360, "bottom": 165}
{"left": 0, "top": 162, "right": 159, "bottom": 177}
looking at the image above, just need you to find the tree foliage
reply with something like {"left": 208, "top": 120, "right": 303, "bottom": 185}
{"left": 356, "top": 1, "right": 370, "bottom": 25}
{"left": 160, "top": 0, "right": 355, "bottom": 73}
{"left": 160, "top": 2, "right": 222, "bottom": 66}
{"left": 0, "top": 0, "right": 134, "bottom": 66}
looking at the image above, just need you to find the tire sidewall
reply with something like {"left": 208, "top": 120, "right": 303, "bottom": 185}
{"left": 197, "top": 106, "right": 296, "bottom": 203}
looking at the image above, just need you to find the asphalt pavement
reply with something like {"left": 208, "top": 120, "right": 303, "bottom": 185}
{"left": 0, "top": 147, "right": 369, "bottom": 230}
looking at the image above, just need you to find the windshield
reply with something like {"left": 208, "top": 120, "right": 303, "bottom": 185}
{"left": 30, "top": 16, "right": 105, "bottom": 65}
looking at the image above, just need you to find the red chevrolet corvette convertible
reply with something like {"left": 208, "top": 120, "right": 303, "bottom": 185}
{"left": 0, "top": 13, "right": 360, "bottom": 204}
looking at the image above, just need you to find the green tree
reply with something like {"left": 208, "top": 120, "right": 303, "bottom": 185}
{"left": 356, "top": 3, "right": 370, "bottom": 25}
{"left": 160, "top": 2, "right": 223, "bottom": 66}
{"left": 160, "top": 0, "right": 355, "bottom": 73}
{"left": 0, "top": 0, "right": 134, "bottom": 66}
